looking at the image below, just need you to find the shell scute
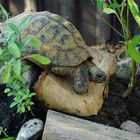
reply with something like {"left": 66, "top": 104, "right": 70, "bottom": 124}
{"left": 7, "top": 11, "right": 91, "bottom": 66}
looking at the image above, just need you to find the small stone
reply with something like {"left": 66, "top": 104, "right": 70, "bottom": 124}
{"left": 116, "top": 57, "right": 140, "bottom": 80}
{"left": 22, "top": 60, "right": 41, "bottom": 88}
{"left": 120, "top": 120, "right": 140, "bottom": 134}
{"left": 16, "top": 118, "right": 44, "bottom": 140}
{"left": 116, "top": 57, "right": 132, "bottom": 80}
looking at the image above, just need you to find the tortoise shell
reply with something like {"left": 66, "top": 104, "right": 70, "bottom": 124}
{"left": 2, "top": 11, "right": 91, "bottom": 66}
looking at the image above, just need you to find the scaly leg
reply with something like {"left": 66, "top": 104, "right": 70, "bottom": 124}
{"left": 51, "top": 64, "right": 89, "bottom": 94}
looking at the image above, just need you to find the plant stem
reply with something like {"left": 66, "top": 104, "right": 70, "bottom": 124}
{"left": 122, "top": 59, "right": 137, "bottom": 98}
{"left": 101, "top": 16, "right": 124, "bottom": 38}
{"left": 113, "top": 0, "right": 138, "bottom": 97}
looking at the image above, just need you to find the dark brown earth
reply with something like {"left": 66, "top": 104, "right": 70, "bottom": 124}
{"left": 88, "top": 76, "right": 140, "bottom": 128}
{"left": 0, "top": 74, "right": 140, "bottom": 138}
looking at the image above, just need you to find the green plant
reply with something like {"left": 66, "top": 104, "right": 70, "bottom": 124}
{"left": 0, "top": 4, "right": 9, "bottom": 22}
{"left": 96, "top": 0, "right": 140, "bottom": 97}
{"left": 0, "top": 127, "right": 15, "bottom": 140}
{"left": 0, "top": 16, "right": 50, "bottom": 113}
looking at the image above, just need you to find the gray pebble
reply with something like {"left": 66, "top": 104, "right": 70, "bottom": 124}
{"left": 22, "top": 60, "right": 41, "bottom": 88}
{"left": 116, "top": 57, "right": 132, "bottom": 80}
{"left": 120, "top": 120, "right": 140, "bottom": 134}
{"left": 116, "top": 57, "right": 140, "bottom": 80}
{"left": 16, "top": 118, "right": 44, "bottom": 140}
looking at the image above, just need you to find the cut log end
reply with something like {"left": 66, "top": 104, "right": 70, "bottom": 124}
{"left": 34, "top": 48, "right": 116, "bottom": 116}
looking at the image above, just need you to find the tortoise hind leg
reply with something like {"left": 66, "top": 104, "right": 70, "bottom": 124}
{"left": 51, "top": 64, "right": 89, "bottom": 94}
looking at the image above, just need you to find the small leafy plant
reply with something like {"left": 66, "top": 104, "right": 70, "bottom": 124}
{"left": 0, "top": 4, "right": 9, "bottom": 22}
{"left": 0, "top": 13, "right": 50, "bottom": 113}
{"left": 0, "top": 127, "right": 15, "bottom": 140}
{"left": 96, "top": 0, "right": 140, "bottom": 97}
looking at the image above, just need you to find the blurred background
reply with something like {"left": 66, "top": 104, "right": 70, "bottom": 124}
{"left": 0, "top": 0, "right": 139, "bottom": 46}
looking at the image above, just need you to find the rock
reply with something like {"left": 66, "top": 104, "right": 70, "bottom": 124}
{"left": 116, "top": 57, "right": 140, "bottom": 80}
{"left": 115, "top": 57, "right": 132, "bottom": 80}
{"left": 120, "top": 120, "right": 140, "bottom": 134}
{"left": 16, "top": 118, "right": 44, "bottom": 140}
{"left": 22, "top": 60, "right": 41, "bottom": 88}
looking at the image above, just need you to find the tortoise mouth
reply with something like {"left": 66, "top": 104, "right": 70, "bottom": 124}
{"left": 96, "top": 74, "right": 106, "bottom": 83}
{"left": 92, "top": 71, "right": 106, "bottom": 83}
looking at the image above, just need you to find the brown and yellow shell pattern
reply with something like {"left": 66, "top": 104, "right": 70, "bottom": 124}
{"left": 9, "top": 11, "right": 91, "bottom": 66}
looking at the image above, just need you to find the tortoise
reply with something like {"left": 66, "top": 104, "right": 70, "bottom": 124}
{"left": 0, "top": 11, "right": 106, "bottom": 94}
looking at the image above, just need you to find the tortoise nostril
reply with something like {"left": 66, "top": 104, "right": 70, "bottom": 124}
{"left": 97, "top": 73, "right": 106, "bottom": 81}
{"left": 97, "top": 73, "right": 103, "bottom": 78}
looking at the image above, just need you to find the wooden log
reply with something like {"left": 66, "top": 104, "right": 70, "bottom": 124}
{"left": 42, "top": 110, "right": 140, "bottom": 140}
{"left": 34, "top": 47, "right": 116, "bottom": 116}
{"left": 24, "top": 0, "right": 37, "bottom": 12}
{"left": 8, "top": 0, "right": 24, "bottom": 15}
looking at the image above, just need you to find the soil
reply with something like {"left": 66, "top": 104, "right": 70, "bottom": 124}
{"left": 0, "top": 85, "right": 47, "bottom": 137}
{"left": 88, "top": 76, "right": 140, "bottom": 128}
{"left": 0, "top": 75, "right": 140, "bottom": 138}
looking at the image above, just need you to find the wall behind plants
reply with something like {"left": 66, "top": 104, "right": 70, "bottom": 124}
{"left": 1, "top": 0, "right": 140, "bottom": 45}
{"left": 0, "top": 0, "right": 111, "bottom": 45}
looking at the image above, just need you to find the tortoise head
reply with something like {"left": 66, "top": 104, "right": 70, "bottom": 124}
{"left": 89, "top": 65, "right": 106, "bottom": 83}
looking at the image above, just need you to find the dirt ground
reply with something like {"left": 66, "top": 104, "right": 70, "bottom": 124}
{"left": 88, "top": 76, "right": 140, "bottom": 128}
{"left": 0, "top": 44, "right": 140, "bottom": 138}
{"left": 0, "top": 74, "right": 140, "bottom": 137}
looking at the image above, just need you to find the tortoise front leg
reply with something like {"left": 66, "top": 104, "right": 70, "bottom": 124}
{"left": 51, "top": 64, "right": 89, "bottom": 94}
{"left": 73, "top": 64, "right": 89, "bottom": 94}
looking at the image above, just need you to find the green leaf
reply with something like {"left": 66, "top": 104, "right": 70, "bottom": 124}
{"left": 8, "top": 42, "right": 20, "bottom": 58}
{"left": 8, "top": 23, "right": 19, "bottom": 34}
{"left": 103, "top": 2, "right": 108, "bottom": 9}
{"left": 0, "top": 137, "right": 16, "bottom": 140}
{"left": 18, "top": 75, "right": 26, "bottom": 84}
{"left": 27, "top": 54, "right": 51, "bottom": 65}
{"left": 29, "top": 92, "right": 36, "bottom": 97}
{"left": 0, "top": 55, "right": 8, "bottom": 61}
{"left": 96, "top": 0, "right": 103, "bottom": 8}
{"left": 13, "top": 59, "right": 21, "bottom": 76}
{"left": 21, "top": 37, "right": 41, "bottom": 50}
{"left": 110, "top": 2, "right": 120, "bottom": 9}
{"left": 127, "top": 35, "right": 140, "bottom": 63}
{"left": 128, "top": 0, "right": 140, "bottom": 27}
{"left": 3, "top": 26, "right": 14, "bottom": 35}
{"left": 22, "top": 94, "right": 28, "bottom": 100}
{"left": 20, "top": 105, "right": 25, "bottom": 113}
{"left": 7, "top": 92, "right": 13, "bottom": 96}
{"left": 4, "top": 88, "right": 11, "bottom": 93}
{"left": 21, "top": 37, "right": 32, "bottom": 50}
{"left": 19, "top": 17, "right": 30, "bottom": 30}
{"left": 13, "top": 84, "right": 21, "bottom": 91}
{"left": 0, "top": 47, "right": 3, "bottom": 55}
{"left": 21, "top": 65, "right": 29, "bottom": 73}
{"left": 7, "top": 76, "right": 15, "bottom": 83}
{"left": 28, "top": 37, "right": 41, "bottom": 49}
{"left": 29, "top": 101, "right": 34, "bottom": 105}
{"left": 103, "top": 8, "right": 116, "bottom": 14}
{"left": 1, "top": 64, "right": 12, "bottom": 84}
{"left": 10, "top": 101, "right": 18, "bottom": 108}
{"left": 27, "top": 105, "right": 31, "bottom": 111}
{"left": 0, "top": 4, "right": 9, "bottom": 20}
